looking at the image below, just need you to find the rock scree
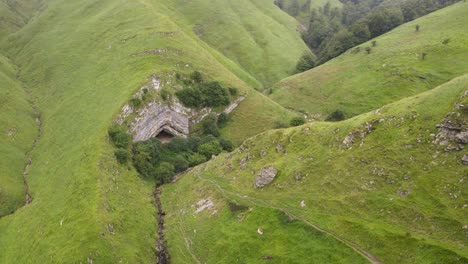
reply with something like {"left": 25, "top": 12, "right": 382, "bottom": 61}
{"left": 255, "top": 166, "right": 278, "bottom": 188}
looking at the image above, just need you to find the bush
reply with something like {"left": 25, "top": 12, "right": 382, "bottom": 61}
{"left": 133, "top": 152, "right": 153, "bottom": 178}
{"left": 228, "top": 87, "right": 238, "bottom": 96}
{"left": 190, "top": 71, "right": 204, "bottom": 83}
{"left": 175, "top": 87, "right": 204, "bottom": 108}
{"left": 201, "top": 135, "right": 217, "bottom": 144}
{"left": 108, "top": 125, "right": 131, "bottom": 148}
{"left": 198, "top": 141, "right": 223, "bottom": 159}
{"left": 168, "top": 137, "right": 189, "bottom": 152}
{"left": 153, "top": 162, "right": 175, "bottom": 184}
{"left": 290, "top": 117, "right": 306, "bottom": 126}
{"left": 296, "top": 54, "right": 316, "bottom": 72}
{"left": 202, "top": 114, "right": 220, "bottom": 137}
{"left": 325, "top": 110, "right": 346, "bottom": 121}
{"left": 170, "top": 155, "right": 189, "bottom": 173}
{"left": 130, "top": 98, "right": 141, "bottom": 108}
{"left": 114, "top": 148, "right": 129, "bottom": 164}
{"left": 199, "top": 82, "right": 230, "bottom": 107}
{"left": 187, "top": 137, "right": 201, "bottom": 152}
{"left": 220, "top": 138, "right": 234, "bottom": 152}
{"left": 217, "top": 113, "right": 229, "bottom": 127}
{"left": 188, "top": 153, "right": 207, "bottom": 166}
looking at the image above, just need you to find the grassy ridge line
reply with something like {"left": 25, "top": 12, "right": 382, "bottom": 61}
{"left": 163, "top": 74, "right": 468, "bottom": 263}
{"left": 271, "top": 2, "right": 468, "bottom": 119}
{"left": 159, "top": 0, "right": 311, "bottom": 87}
{"left": 0, "top": 54, "right": 37, "bottom": 217}
{"left": 0, "top": 0, "right": 300, "bottom": 262}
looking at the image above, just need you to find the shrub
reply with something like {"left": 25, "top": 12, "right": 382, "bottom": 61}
{"left": 130, "top": 98, "right": 141, "bottom": 108}
{"left": 153, "top": 162, "right": 175, "bottom": 184}
{"left": 296, "top": 54, "right": 316, "bottom": 72}
{"left": 114, "top": 148, "right": 129, "bottom": 164}
{"left": 167, "top": 137, "right": 189, "bottom": 152}
{"left": 171, "top": 155, "right": 189, "bottom": 173}
{"left": 415, "top": 24, "right": 420, "bottom": 32}
{"left": 188, "top": 153, "right": 207, "bottom": 166}
{"left": 108, "top": 125, "right": 131, "bottom": 148}
{"left": 442, "top": 38, "right": 450, "bottom": 45}
{"left": 228, "top": 87, "right": 238, "bottom": 96}
{"left": 372, "top": 40, "right": 377, "bottom": 47}
{"left": 202, "top": 114, "right": 220, "bottom": 137}
{"left": 326, "top": 110, "right": 346, "bottom": 121}
{"left": 217, "top": 113, "right": 229, "bottom": 127}
{"left": 198, "top": 141, "right": 223, "bottom": 158}
{"left": 175, "top": 87, "right": 204, "bottom": 108}
{"left": 199, "top": 82, "right": 230, "bottom": 107}
{"left": 290, "top": 117, "right": 306, "bottom": 126}
{"left": 201, "top": 135, "right": 217, "bottom": 144}
{"left": 132, "top": 152, "right": 153, "bottom": 178}
{"left": 190, "top": 71, "right": 204, "bottom": 83}
{"left": 187, "top": 137, "right": 201, "bottom": 152}
{"left": 220, "top": 138, "right": 234, "bottom": 152}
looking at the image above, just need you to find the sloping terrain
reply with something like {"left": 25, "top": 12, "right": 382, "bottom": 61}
{"left": 162, "top": 74, "right": 468, "bottom": 263}
{"left": 159, "top": 0, "right": 311, "bottom": 87}
{"left": 0, "top": 54, "right": 37, "bottom": 217}
{"left": 0, "top": 0, "right": 308, "bottom": 262}
{"left": 271, "top": 2, "right": 468, "bottom": 119}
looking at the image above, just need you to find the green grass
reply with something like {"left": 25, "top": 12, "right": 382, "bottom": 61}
{"left": 163, "top": 75, "right": 468, "bottom": 263}
{"left": 158, "top": 0, "right": 311, "bottom": 87}
{"left": 0, "top": 0, "right": 311, "bottom": 262}
{"left": 271, "top": 2, "right": 468, "bottom": 119}
{"left": 0, "top": 54, "right": 36, "bottom": 217}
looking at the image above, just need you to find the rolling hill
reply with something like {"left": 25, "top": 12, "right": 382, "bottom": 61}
{"left": 162, "top": 74, "right": 468, "bottom": 263}
{"left": 271, "top": 2, "right": 468, "bottom": 120}
{"left": 0, "top": 0, "right": 306, "bottom": 262}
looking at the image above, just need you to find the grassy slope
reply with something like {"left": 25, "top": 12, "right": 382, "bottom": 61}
{"left": 271, "top": 2, "right": 468, "bottom": 119}
{"left": 163, "top": 75, "right": 468, "bottom": 263}
{"left": 0, "top": 54, "right": 36, "bottom": 217}
{"left": 160, "top": 0, "right": 311, "bottom": 87}
{"left": 0, "top": 0, "right": 306, "bottom": 262}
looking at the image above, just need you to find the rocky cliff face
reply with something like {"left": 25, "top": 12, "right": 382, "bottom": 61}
{"left": 116, "top": 75, "right": 246, "bottom": 142}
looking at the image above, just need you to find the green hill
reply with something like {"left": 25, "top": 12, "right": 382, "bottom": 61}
{"left": 162, "top": 74, "right": 468, "bottom": 263}
{"left": 271, "top": 2, "right": 468, "bottom": 120}
{"left": 0, "top": 0, "right": 306, "bottom": 262}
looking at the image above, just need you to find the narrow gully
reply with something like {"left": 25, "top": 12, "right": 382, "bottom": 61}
{"left": 154, "top": 186, "right": 170, "bottom": 264}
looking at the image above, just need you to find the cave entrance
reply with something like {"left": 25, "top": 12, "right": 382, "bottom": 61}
{"left": 155, "top": 130, "right": 174, "bottom": 144}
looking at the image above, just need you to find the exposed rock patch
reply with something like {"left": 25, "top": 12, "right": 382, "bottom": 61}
{"left": 132, "top": 48, "right": 181, "bottom": 57}
{"left": 255, "top": 166, "right": 278, "bottom": 188}
{"left": 342, "top": 119, "right": 380, "bottom": 149}
{"left": 195, "top": 199, "right": 214, "bottom": 214}
{"left": 433, "top": 91, "right": 467, "bottom": 151}
{"left": 462, "top": 154, "right": 468, "bottom": 166}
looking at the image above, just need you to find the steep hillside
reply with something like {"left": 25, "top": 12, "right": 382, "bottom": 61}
{"left": 271, "top": 2, "right": 468, "bottom": 120}
{"left": 0, "top": 54, "right": 37, "bottom": 217}
{"left": 163, "top": 74, "right": 468, "bottom": 263}
{"left": 0, "top": 0, "right": 305, "bottom": 262}
{"left": 159, "top": 0, "right": 311, "bottom": 87}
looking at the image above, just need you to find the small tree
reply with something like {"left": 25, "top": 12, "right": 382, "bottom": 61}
{"left": 217, "top": 113, "right": 229, "bottom": 128}
{"left": 220, "top": 138, "right": 234, "bottom": 152}
{"left": 188, "top": 153, "right": 207, "bottom": 166}
{"left": 228, "top": 87, "right": 238, "bottom": 96}
{"left": 108, "top": 125, "right": 130, "bottom": 148}
{"left": 296, "top": 54, "right": 316, "bottom": 72}
{"left": 325, "top": 110, "right": 346, "bottom": 121}
{"left": 415, "top": 24, "right": 420, "bottom": 32}
{"left": 168, "top": 137, "right": 189, "bottom": 152}
{"left": 153, "top": 162, "right": 175, "bottom": 184}
{"left": 198, "top": 141, "right": 223, "bottom": 159}
{"left": 171, "top": 155, "right": 189, "bottom": 173}
{"left": 190, "top": 71, "right": 204, "bottom": 83}
{"left": 290, "top": 117, "right": 306, "bottom": 126}
{"left": 372, "top": 40, "right": 377, "bottom": 47}
{"left": 202, "top": 114, "right": 220, "bottom": 137}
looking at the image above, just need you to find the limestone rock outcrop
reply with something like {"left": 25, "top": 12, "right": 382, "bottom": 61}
{"left": 255, "top": 166, "right": 278, "bottom": 188}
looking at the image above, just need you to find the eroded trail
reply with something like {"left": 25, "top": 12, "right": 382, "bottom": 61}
{"left": 154, "top": 186, "right": 170, "bottom": 264}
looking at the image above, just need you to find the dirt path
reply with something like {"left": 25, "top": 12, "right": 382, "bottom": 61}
{"left": 195, "top": 174, "right": 381, "bottom": 264}
{"left": 154, "top": 186, "right": 170, "bottom": 264}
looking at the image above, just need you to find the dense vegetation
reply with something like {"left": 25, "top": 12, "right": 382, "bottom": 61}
{"left": 292, "top": 0, "right": 459, "bottom": 67}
